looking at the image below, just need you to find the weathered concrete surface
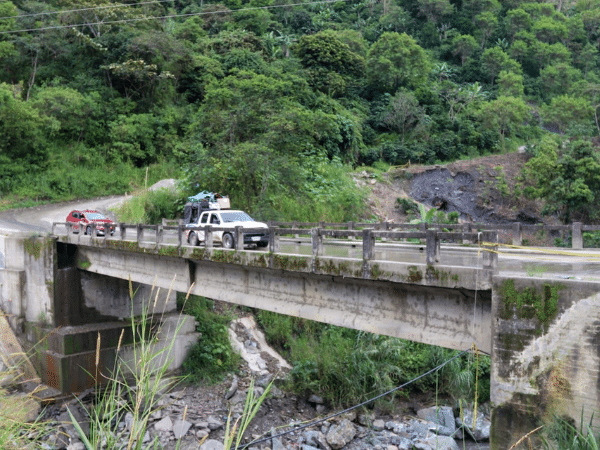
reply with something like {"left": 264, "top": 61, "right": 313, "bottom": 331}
{"left": 0, "top": 237, "right": 198, "bottom": 393}
{"left": 491, "top": 276, "right": 600, "bottom": 449}
{"left": 72, "top": 243, "right": 492, "bottom": 352}
{"left": 188, "top": 259, "right": 492, "bottom": 353}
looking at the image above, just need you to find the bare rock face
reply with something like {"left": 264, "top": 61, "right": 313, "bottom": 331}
{"left": 326, "top": 419, "right": 356, "bottom": 449}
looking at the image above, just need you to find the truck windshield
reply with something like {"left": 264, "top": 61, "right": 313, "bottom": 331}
{"left": 220, "top": 212, "right": 254, "bottom": 223}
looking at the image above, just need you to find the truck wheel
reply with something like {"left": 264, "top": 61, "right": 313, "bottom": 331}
{"left": 189, "top": 232, "right": 199, "bottom": 246}
{"left": 222, "top": 233, "right": 234, "bottom": 249}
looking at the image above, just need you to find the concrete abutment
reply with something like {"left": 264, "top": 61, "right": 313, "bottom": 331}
{"left": 0, "top": 236, "right": 198, "bottom": 393}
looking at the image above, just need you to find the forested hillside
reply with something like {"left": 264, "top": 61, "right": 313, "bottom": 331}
{"left": 2, "top": 0, "right": 600, "bottom": 222}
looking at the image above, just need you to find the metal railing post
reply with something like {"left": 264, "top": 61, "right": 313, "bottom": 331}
{"left": 136, "top": 224, "right": 143, "bottom": 243}
{"left": 120, "top": 223, "right": 126, "bottom": 240}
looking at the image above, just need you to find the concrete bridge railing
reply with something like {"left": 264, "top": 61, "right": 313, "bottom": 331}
{"left": 52, "top": 221, "right": 499, "bottom": 273}
{"left": 268, "top": 220, "right": 595, "bottom": 249}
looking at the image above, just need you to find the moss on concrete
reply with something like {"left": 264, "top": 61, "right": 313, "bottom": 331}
{"left": 274, "top": 254, "right": 309, "bottom": 271}
{"left": 24, "top": 236, "right": 52, "bottom": 260}
{"left": 500, "top": 279, "right": 563, "bottom": 334}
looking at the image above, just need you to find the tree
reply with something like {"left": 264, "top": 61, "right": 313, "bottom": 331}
{"left": 366, "top": 32, "right": 430, "bottom": 93}
{"left": 532, "top": 17, "right": 568, "bottom": 44}
{"left": 452, "top": 34, "right": 478, "bottom": 66}
{"left": 294, "top": 31, "right": 366, "bottom": 97}
{"left": 523, "top": 137, "right": 600, "bottom": 222}
{"left": 497, "top": 70, "right": 524, "bottom": 97}
{"left": 539, "top": 63, "right": 582, "bottom": 98}
{"left": 416, "top": 0, "right": 454, "bottom": 24}
{"left": 380, "top": 90, "right": 428, "bottom": 144}
{"left": 506, "top": 8, "right": 532, "bottom": 43}
{"left": 474, "top": 11, "right": 498, "bottom": 48}
{"left": 481, "top": 47, "right": 521, "bottom": 84}
{"left": 0, "top": 83, "right": 57, "bottom": 191}
{"left": 477, "top": 96, "right": 530, "bottom": 150}
{"left": 0, "top": 1, "right": 17, "bottom": 59}
{"left": 541, "top": 95, "right": 593, "bottom": 134}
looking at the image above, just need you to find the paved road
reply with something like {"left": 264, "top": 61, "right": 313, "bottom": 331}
{"left": 0, "top": 196, "right": 128, "bottom": 268}
{"left": 0, "top": 196, "right": 129, "bottom": 235}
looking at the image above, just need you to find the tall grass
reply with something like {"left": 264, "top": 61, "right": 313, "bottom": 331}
{"left": 0, "top": 384, "right": 51, "bottom": 449}
{"left": 257, "top": 310, "right": 490, "bottom": 408}
{"left": 542, "top": 414, "right": 600, "bottom": 450}
{"left": 69, "top": 282, "right": 188, "bottom": 450}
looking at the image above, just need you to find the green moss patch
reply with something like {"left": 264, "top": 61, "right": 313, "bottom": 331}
{"left": 500, "top": 279, "right": 563, "bottom": 334}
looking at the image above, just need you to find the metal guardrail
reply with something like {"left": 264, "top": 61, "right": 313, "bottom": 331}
{"left": 52, "top": 222, "right": 499, "bottom": 271}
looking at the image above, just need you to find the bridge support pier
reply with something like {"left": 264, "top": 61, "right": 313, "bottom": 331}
{"left": 0, "top": 237, "right": 199, "bottom": 393}
{"left": 490, "top": 276, "right": 600, "bottom": 449}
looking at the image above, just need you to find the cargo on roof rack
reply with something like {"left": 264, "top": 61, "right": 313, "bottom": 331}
{"left": 183, "top": 192, "right": 230, "bottom": 225}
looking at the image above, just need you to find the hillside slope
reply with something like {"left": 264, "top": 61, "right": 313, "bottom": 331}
{"left": 367, "top": 152, "right": 552, "bottom": 225}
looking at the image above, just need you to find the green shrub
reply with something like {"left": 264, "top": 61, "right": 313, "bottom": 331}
{"left": 112, "top": 188, "right": 186, "bottom": 224}
{"left": 181, "top": 295, "right": 240, "bottom": 383}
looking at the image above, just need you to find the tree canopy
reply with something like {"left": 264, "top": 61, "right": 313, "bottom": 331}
{"left": 1, "top": 0, "right": 600, "bottom": 222}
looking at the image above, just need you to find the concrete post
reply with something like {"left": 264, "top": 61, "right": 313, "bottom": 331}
{"left": 91, "top": 223, "right": 97, "bottom": 238}
{"left": 572, "top": 222, "right": 583, "bottom": 249}
{"left": 463, "top": 223, "right": 472, "bottom": 244}
{"left": 482, "top": 231, "right": 498, "bottom": 271}
{"left": 311, "top": 228, "right": 323, "bottom": 257}
{"left": 177, "top": 225, "right": 182, "bottom": 248}
{"left": 205, "top": 226, "right": 213, "bottom": 248}
{"left": 136, "top": 224, "right": 143, "bottom": 243}
{"left": 362, "top": 229, "right": 374, "bottom": 261}
{"left": 426, "top": 229, "right": 440, "bottom": 265}
{"left": 381, "top": 221, "right": 389, "bottom": 241}
{"left": 362, "top": 229, "right": 374, "bottom": 278}
{"left": 120, "top": 223, "right": 126, "bottom": 240}
{"left": 512, "top": 222, "right": 522, "bottom": 247}
{"left": 293, "top": 221, "right": 299, "bottom": 239}
{"left": 348, "top": 221, "right": 355, "bottom": 240}
{"left": 235, "top": 226, "right": 244, "bottom": 251}
{"left": 156, "top": 225, "right": 162, "bottom": 247}
{"left": 268, "top": 228, "right": 280, "bottom": 253}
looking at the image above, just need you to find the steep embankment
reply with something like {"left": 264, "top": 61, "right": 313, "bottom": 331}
{"left": 367, "top": 152, "right": 550, "bottom": 225}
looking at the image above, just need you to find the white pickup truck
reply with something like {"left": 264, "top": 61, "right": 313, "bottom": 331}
{"left": 185, "top": 210, "right": 269, "bottom": 248}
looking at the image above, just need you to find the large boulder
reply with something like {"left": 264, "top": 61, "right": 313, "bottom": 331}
{"left": 417, "top": 406, "right": 456, "bottom": 436}
{"left": 455, "top": 407, "right": 490, "bottom": 441}
{"left": 326, "top": 419, "right": 356, "bottom": 449}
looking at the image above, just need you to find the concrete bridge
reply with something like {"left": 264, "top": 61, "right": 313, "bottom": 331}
{"left": 2, "top": 221, "right": 600, "bottom": 449}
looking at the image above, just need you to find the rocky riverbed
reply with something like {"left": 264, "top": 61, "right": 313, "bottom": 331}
{"left": 32, "top": 316, "right": 491, "bottom": 450}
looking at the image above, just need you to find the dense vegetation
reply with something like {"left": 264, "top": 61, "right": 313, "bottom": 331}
{"left": 3, "top": 0, "right": 600, "bottom": 221}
